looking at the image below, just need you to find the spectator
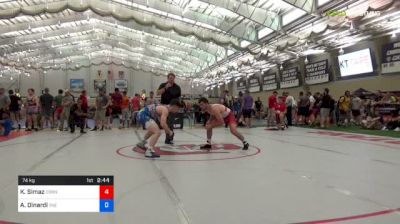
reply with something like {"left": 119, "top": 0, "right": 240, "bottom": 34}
{"left": 8, "top": 90, "right": 21, "bottom": 130}
{"left": 0, "top": 88, "right": 11, "bottom": 119}
{"left": 25, "top": 88, "right": 39, "bottom": 131}
{"left": 0, "top": 113, "right": 13, "bottom": 136}
{"left": 112, "top": 88, "right": 123, "bottom": 116}
{"left": 119, "top": 91, "right": 131, "bottom": 129}
{"left": 275, "top": 96, "right": 287, "bottom": 130}
{"left": 131, "top": 93, "right": 141, "bottom": 126}
{"left": 297, "top": 91, "right": 310, "bottom": 125}
{"left": 309, "top": 92, "right": 321, "bottom": 126}
{"left": 219, "top": 90, "right": 229, "bottom": 107}
{"left": 242, "top": 90, "right": 253, "bottom": 128}
{"left": 39, "top": 88, "right": 54, "bottom": 129}
{"left": 338, "top": 90, "right": 351, "bottom": 126}
{"left": 320, "top": 88, "right": 332, "bottom": 128}
{"left": 105, "top": 96, "right": 113, "bottom": 130}
{"left": 307, "top": 92, "right": 315, "bottom": 125}
{"left": 54, "top": 89, "right": 64, "bottom": 128}
{"left": 233, "top": 98, "right": 241, "bottom": 119}
{"left": 351, "top": 94, "right": 363, "bottom": 125}
{"left": 285, "top": 92, "right": 296, "bottom": 126}
{"left": 91, "top": 89, "right": 110, "bottom": 131}
{"left": 383, "top": 110, "right": 400, "bottom": 131}
{"left": 254, "top": 97, "right": 263, "bottom": 120}
{"left": 145, "top": 91, "right": 157, "bottom": 106}
{"left": 267, "top": 91, "right": 278, "bottom": 127}
{"left": 59, "top": 90, "right": 74, "bottom": 131}
{"left": 69, "top": 98, "right": 88, "bottom": 134}
{"left": 79, "top": 90, "right": 89, "bottom": 128}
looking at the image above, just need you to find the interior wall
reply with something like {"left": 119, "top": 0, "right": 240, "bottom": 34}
{"left": 1, "top": 65, "right": 203, "bottom": 97}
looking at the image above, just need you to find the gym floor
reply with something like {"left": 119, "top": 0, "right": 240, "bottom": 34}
{"left": 0, "top": 126, "right": 399, "bottom": 224}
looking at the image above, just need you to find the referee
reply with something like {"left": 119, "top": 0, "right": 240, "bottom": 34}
{"left": 157, "top": 72, "right": 181, "bottom": 144}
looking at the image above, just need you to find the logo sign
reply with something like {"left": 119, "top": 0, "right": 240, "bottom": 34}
{"left": 236, "top": 79, "right": 247, "bottom": 92}
{"left": 114, "top": 79, "right": 127, "bottom": 89}
{"left": 280, "top": 67, "right": 299, "bottom": 88}
{"left": 338, "top": 48, "right": 373, "bottom": 76}
{"left": 262, "top": 72, "right": 278, "bottom": 91}
{"left": 305, "top": 60, "right": 329, "bottom": 85}
{"left": 116, "top": 143, "right": 261, "bottom": 161}
{"left": 382, "top": 41, "right": 400, "bottom": 74}
{"left": 248, "top": 75, "right": 261, "bottom": 93}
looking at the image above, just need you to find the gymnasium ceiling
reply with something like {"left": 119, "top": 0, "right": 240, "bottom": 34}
{"left": 0, "top": 0, "right": 399, "bottom": 87}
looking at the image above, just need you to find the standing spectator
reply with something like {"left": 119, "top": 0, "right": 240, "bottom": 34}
{"left": 0, "top": 88, "right": 10, "bottom": 119}
{"left": 233, "top": 98, "right": 241, "bottom": 119}
{"left": 275, "top": 96, "right": 287, "bottom": 130}
{"left": 39, "top": 88, "right": 54, "bottom": 129}
{"left": 105, "top": 95, "right": 113, "bottom": 130}
{"left": 320, "top": 88, "right": 333, "bottom": 128}
{"left": 145, "top": 91, "right": 158, "bottom": 106}
{"left": 157, "top": 72, "right": 181, "bottom": 144}
{"left": 285, "top": 92, "right": 295, "bottom": 126}
{"left": 309, "top": 92, "right": 321, "bottom": 125}
{"left": 351, "top": 94, "right": 363, "bottom": 125}
{"left": 53, "top": 89, "right": 64, "bottom": 128}
{"left": 25, "top": 88, "right": 39, "bottom": 131}
{"left": 242, "top": 90, "right": 254, "bottom": 128}
{"left": 307, "top": 92, "right": 315, "bottom": 125}
{"left": 59, "top": 90, "right": 74, "bottom": 131}
{"left": 254, "top": 97, "right": 263, "bottom": 120}
{"left": 131, "top": 93, "right": 141, "bottom": 126}
{"left": 79, "top": 90, "right": 89, "bottom": 128}
{"left": 119, "top": 91, "right": 130, "bottom": 129}
{"left": 141, "top": 89, "right": 147, "bottom": 102}
{"left": 267, "top": 91, "right": 278, "bottom": 127}
{"left": 338, "top": 90, "right": 351, "bottom": 126}
{"left": 297, "top": 91, "right": 310, "bottom": 125}
{"left": 69, "top": 98, "right": 88, "bottom": 134}
{"left": 91, "top": 89, "right": 110, "bottom": 131}
{"left": 8, "top": 90, "right": 21, "bottom": 130}
{"left": 219, "top": 90, "right": 229, "bottom": 107}
{"left": 111, "top": 88, "right": 123, "bottom": 127}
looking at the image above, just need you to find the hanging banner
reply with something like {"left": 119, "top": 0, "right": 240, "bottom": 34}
{"left": 236, "top": 79, "right": 247, "bottom": 92}
{"left": 280, "top": 67, "right": 300, "bottom": 88}
{"left": 305, "top": 60, "right": 329, "bottom": 85}
{"left": 382, "top": 41, "right": 400, "bottom": 74}
{"left": 248, "top": 75, "right": 261, "bottom": 93}
{"left": 262, "top": 72, "right": 278, "bottom": 91}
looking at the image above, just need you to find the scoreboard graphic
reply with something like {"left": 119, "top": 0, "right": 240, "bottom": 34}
{"left": 18, "top": 176, "right": 114, "bottom": 213}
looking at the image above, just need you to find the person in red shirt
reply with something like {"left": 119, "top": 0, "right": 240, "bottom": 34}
{"left": 131, "top": 93, "right": 141, "bottom": 126}
{"left": 79, "top": 90, "right": 89, "bottom": 129}
{"left": 267, "top": 91, "right": 278, "bottom": 127}
{"left": 111, "top": 88, "right": 123, "bottom": 117}
{"left": 275, "top": 96, "right": 287, "bottom": 130}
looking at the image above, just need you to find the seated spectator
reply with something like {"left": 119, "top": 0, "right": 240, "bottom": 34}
{"left": 0, "top": 113, "right": 13, "bottom": 136}
{"left": 361, "top": 116, "right": 384, "bottom": 130}
{"left": 382, "top": 110, "right": 400, "bottom": 131}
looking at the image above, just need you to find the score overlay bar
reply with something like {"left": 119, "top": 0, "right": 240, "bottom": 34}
{"left": 18, "top": 176, "right": 114, "bottom": 213}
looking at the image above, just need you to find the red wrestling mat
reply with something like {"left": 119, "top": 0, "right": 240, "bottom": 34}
{"left": 0, "top": 131, "right": 32, "bottom": 142}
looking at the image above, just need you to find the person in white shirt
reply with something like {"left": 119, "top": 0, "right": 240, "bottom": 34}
{"left": 285, "top": 92, "right": 295, "bottom": 126}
